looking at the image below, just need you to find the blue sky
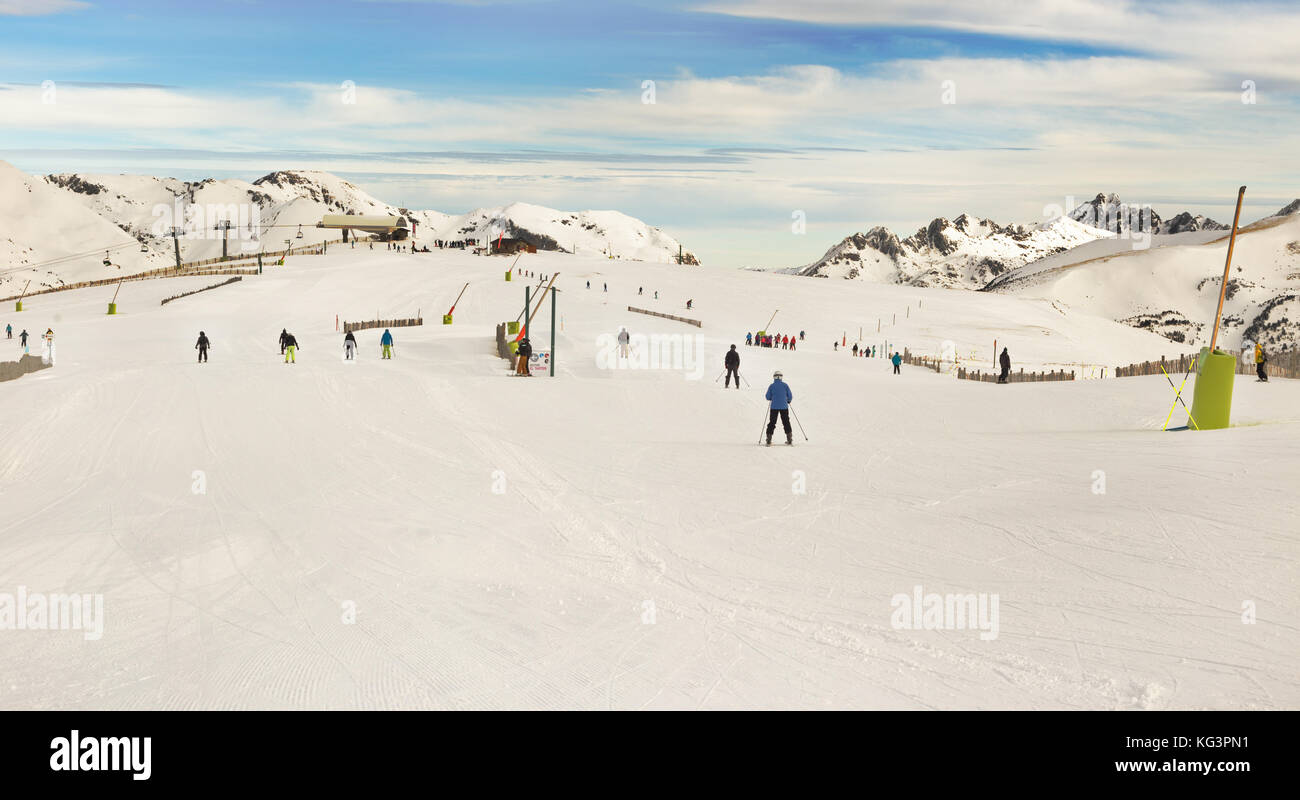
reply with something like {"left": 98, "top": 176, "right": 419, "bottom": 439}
{"left": 2, "top": 0, "right": 1298, "bottom": 267}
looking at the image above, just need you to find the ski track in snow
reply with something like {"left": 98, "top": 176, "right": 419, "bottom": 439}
{"left": 0, "top": 249, "right": 1296, "bottom": 710}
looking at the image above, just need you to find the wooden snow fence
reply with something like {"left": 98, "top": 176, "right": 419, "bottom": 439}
{"left": 344, "top": 317, "right": 423, "bottom": 334}
{"left": 626, "top": 306, "right": 702, "bottom": 327}
{"left": 1, "top": 265, "right": 256, "bottom": 302}
{"left": 160, "top": 276, "right": 243, "bottom": 306}
{"left": 955, "top": 367, "right": 1076, "bottom": 383}
{"left": 1115, "top": 350, "right": 1299, "bottom": 380}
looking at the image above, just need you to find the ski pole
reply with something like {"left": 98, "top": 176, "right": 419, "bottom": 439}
{"left": 790, "top": 406, "right": 809, "bottom": 441}
{"left": 740, "top": 373, "right": 751, "bottom": 388}
{"left": 714, "top": 369, "right": 725, "bottom": 383}
{"left": 758, "top": 403, "right": 770, "bottom": 444}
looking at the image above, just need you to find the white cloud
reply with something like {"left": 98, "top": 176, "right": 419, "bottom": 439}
{"left": 0, "top": 0, "right": 88, "bottom": 15}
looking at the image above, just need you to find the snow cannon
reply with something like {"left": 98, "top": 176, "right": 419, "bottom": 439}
{"left": 444, "top": 282, "right": 469, "bottom": 325}
{"left": 1189, "top": 347, "right": 1235, "bottom": 430}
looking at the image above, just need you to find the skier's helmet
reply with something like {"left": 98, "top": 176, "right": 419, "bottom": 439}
{"left": 200, "top": 331, "right": 205, "bottom": 336}
{"left": 773, "top": 370, "right": 783, "bottom": 379}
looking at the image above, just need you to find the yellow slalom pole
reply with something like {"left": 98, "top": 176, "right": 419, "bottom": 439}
{"left": 1160, "top": 364, "right": 1199, "bottom": 431}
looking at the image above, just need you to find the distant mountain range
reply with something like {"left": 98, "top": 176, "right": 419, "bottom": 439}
{"left": 1, "top": 161, "right": 697, "bottom": 296}
{"left": 786, "top": 192, "right": 1300, "bottom": 350}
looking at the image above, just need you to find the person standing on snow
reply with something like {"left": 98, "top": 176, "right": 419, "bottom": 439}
{"left": 617, "top": 326, "right": 631, "bottom": 359}
{"left": 380, "top": 328, "right": 394, "bottom": 360}
{"left": 1255, "top": 342, "right": 1268, "bottom": 382}
{"left": 852, "top": 343, "right": 858, "bottom": 357}
{"left": 998, "top": 347, "right": 1011, "bottom": 383}
{"left": 764, "top": 370, "right": 794, "bottom": 446}
{"left": 833, "top": 341, "right": 838, "bottom": 352}
{"left": 745, "top": 332, "right": 753, "bottom": 346}
{"left": 724, "top": 344, "right": 741, "bottom": 389}
{"left": 892, "top": 351, "right": 902, "bottom": 375}
{"left": 516, "top": 336, "right": 533, "bottom": 376}
{"left": 5, "top": 323, "right": 10, "bottom": 339}
{"left": 19, "top": 329, "right": 29, "bottom": 351}
{"left": 344, "top": 331, "right": 357, "bottom": 360}
{"left": 195, "top": 331, "right": 210, "bottom": 363}
{"left": 284, "top": 332, "right": 299, "bottom": 364}
{"left": 799, "top": 330, "right": 805, "bottom": 341}
{"left": 279, "top": 328, "right": 289, "bottom": 355}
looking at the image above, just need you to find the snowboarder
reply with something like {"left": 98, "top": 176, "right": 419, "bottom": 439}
{"left": 724, "top": 345, "right": 741, "bottom": 389}
{"left": 516, "top": 336, "right": 533, "bottom": 376}
{"left": 380, "top": 328, "right": 394, "bottom": 360}
{"left": 892, "top": 351, "right": 902, "bottom": 375}
{"left": 284, "top": 332, "right": 299, "bottom": 363}
{"left": 998, "top": 347, "right": 1011, "bottom": 383}
{"left": 764, "top": 370, "right": 793, "bottom": 446}
{"left": 1255, "top": 343, "right": 1268, "bottom": 381}
{"left": 344, "top": 331, "right": 357, "bottom": 360}
{"left": 195, "top": 331, "right": 210, "bottom": 363}
{"left": 745, "top": 332, "right": 753, "bottom": 346}
{"left": 617, "top": 326, "right": 631, "bottom": 359}
{"left": 279, "top": 328, "right": 289, "bottom": 354}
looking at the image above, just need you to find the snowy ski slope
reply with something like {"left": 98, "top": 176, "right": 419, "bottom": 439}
{"left": 1, "top": 248, "right": 1296, "bottom": 709}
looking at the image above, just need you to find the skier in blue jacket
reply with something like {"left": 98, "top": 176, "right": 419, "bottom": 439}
{"left": 380, "top": 329, "right": 394, "bottom": 359}
{"left": 891, "top": 351, "right": 902, "bottom": 374}
{"left": 764, "top": 370, "right": 793, "bottom": 446}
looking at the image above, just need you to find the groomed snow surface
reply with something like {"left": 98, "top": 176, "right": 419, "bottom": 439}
{"left": 1, "top": 248, "right": 1296, "bottom": 709}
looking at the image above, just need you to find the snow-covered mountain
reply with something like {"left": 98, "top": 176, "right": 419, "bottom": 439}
{"left": 986, "top": 206, "right": 1300, "bottom": 351}
{"left": 4, "top": 163, "right": 697, "bottom": 294}
{"left": 787, "top": 191, "right": 1300, "bottom": 350}
{"left": 791, "top": 212, "right": 1110, "bottom": 289}
{"left": 1066, "top": 192, "right": 1227, "bottom": 235}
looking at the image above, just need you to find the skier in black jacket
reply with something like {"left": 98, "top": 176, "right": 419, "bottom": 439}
{"left": 724, "top": 344, "right": 741, "bottom": 389}
{"left": 516, "top": 336, "right": 533, "bottom": 376}
{"left": 283, "top": 333, "right": 299, "bottom": 364}
{"left": 279, "top": 328, "right": 289, "bottom": 354}
{"left": 195, "top": 331, "right": 210, "bottom": 363}
{"left": 998, "top": 348, "right": 1011, "bottom": 383}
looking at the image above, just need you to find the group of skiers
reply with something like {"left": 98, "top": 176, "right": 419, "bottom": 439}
{"left": 717, "top": 344, "right": 795, "bottom": 445}
{"left": 186, "top": 327, "right": 396, "bottom": 364}
{"left": 5, "top": 323, "right": 50, "bottom": 356}
{"left": 747, "top": 331, "right": 803, "bottom": 349}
